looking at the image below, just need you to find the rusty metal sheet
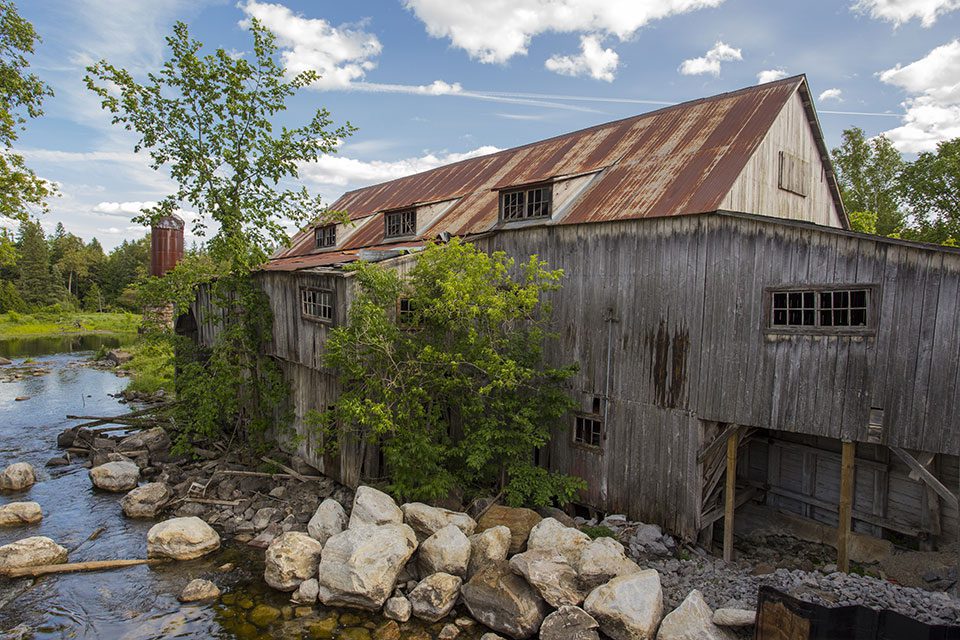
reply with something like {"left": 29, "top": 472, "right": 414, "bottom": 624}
{"left": 261, "top": 251, "right": 359, "bottom": 271}
{"left": 273, "top": 77, "right": 804, "bottom": 264}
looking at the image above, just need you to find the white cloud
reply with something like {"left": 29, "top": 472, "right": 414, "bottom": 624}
{"left": 878, "top": 39, "right": 960, "bottom": 152}
{"left": 757, "top": 68, "right": 788, "bottom": 84}
{"left": 853, "top": 0, "right": 960, "bottom": 26}
{"left": 239, "top": 0, "right": 382, "bottom": 89}
{"left": 403, "top": 0, "right": 724, "bottom": 64}
{"left": 678, "top": 41, "right": 742, "bottom": 77}
{"left": 301, "top": 146, "right": 502, "bottom": 187}
{"left": 545, "top": 35, "right": 619, "bottom": 82}
{"left": 818, "top": 88, "right": 844, "bottom": 102}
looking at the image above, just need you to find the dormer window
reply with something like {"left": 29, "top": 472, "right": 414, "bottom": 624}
{"left": 499, "top": 184, "right": 552, "bottom": 222}
{"left": 315, "top": 224, "right": 336, "bottom": 249}
{"left": 384, "top": 209, "right": 416, "bottom": 238}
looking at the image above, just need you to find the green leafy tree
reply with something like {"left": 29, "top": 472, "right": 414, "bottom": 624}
{"left": 100, "top": 236, "right": 149, "bottom": 307}
{"left": 832, "top": 127, "right": 905, "bottom": 236}
{"left": 899, "top": 138, "right": 960, "bottom": 246}
{"left": 85, "top": 20, "right": 351, "bottom": 447}
{"left": 0, "top": 0, "right": 55, "bottom": 221}
{"left": 15, "top": 218, "right": 57, "bottom": 307}
{"left": 82, "top": 281, "right": 103, "bottom": 312}
{"left": 322, "top": 239, "right": 584, "bottom": 508}
{"left": 0, "top": 278, "right": 23, "bottom": 312}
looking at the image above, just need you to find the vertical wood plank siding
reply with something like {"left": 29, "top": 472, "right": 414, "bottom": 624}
{"left": 189, "top": 212, "right": 960, "bottom": 540}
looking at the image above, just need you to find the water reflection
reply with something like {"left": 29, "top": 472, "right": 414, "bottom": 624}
{"left": 0, "top": 334, "right": 135, "bottom": 359}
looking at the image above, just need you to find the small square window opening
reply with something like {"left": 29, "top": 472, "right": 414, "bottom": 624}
{"left": 315, "top": 224, "right": 336, "bottom": 249}
{"left": 500, "top": 185, "right": 552, "bottom": 222}
{"left": 301, "top": 287, "right": 334, "bottom": 323}
{"left": 385, "top": 209, "right": 416, "bottom": 238}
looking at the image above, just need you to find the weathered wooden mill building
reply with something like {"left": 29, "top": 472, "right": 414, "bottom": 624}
{"left": 186, "top": 75, "right": 960, "bottom": 560}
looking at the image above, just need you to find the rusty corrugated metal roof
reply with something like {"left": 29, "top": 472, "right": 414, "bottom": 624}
{"left": 274, "top": 76, "right": 834, "bottom": 267}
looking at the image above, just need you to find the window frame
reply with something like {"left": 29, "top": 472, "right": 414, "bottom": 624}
{"left": 315, "top": 223, "right": 337, "bottom": 249}
{"left": 397, "top": 297, "right": 418, "bottom": 327}
{"left": 498, "top": 183, "right": 553, "bottom": 222}
{"left": 572, "top": 410, "right": 604, "bottom": 452}
{"left": 300, "top": 286, "right": 335, "bottom": 324}
{"left": 384, "top": 209, "right": 417, "bottom": 239}
{"left": 778, "top": 150, "right": 809, "bottom": 197}
{"left": 764, "top": 284, "right": 878, "bottom": 336}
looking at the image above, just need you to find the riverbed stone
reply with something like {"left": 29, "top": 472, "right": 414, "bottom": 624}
{"left": 315, "top": 523, "right": 418, "bottom": 610}
{"left": 539, "top": 606, "right": 600, "bottom": 640}
{"left": 408, "top": 572, "right": 462, "bottom": 622}
{"left": 658, "top": 589, "right": 735, "bottom": 640}
{"left": 418, "top": 523, "right": 471, "bottom": 577}
{"left": 348, "top": 486, "right": 403, "bottom": 529}
{"left": 179, "top": 578, "right": 221, "bottom": 602}
{"left": 583, "top": 569, "right": 663, "bottom": 640}
{"left": 308, "top": 498, "right": 347, "bottom": 544}
{"left": 264, "top": 531, "right": 324, "bottom": 591}
{"left": 0, "top": 502, "right": 42, "bottom": 526}
{"left": 509, "top": 549, "right": 583, "bottom": 607}
{"left": 121, "top": 482, "right": 172, "bottom": 518}
{"left": 577, "top": 536, "right": 641, "bottom": 591}
{"left": 438, "top": 623, "right": 459, "bottom": 640}
{"left": 292, "top": 577, "right": 319, "bottom": 604}
{"left": 0, "top": 536, "right": 67, "bottom": 569}
{"left": 712, "top": 608, "right": 756, "bottom": 627}
{"left": 401, "top": 502, "right": 477, "bottom": 542}
{"left": 249, "top": 604, "right": 281, "bottom": 628}
{"left": 461, "top": 561, "right": 548, "bottom": 639}
{"left": 383, "top": 595, "right": 412, "bottom": 622}
{"left": 374, "top": 620, "right": 401, "bottom": 640}
{"left": 526, "top": 518, "right": 590, "bottom": 566}
{"left": 467, "top": 525, "right": 511, "bottom": 578}
{"left": 89, "top": 460, "right": 140, "bottom": 492}
{"left": 0, "top": 462, "right": 36, "bottom": 491}
{"left": 475, "top": 505, "right": 541, "bottom": 555}
{"left": 118, "top": 427, "right": 171, "bottom": 456}
{"left": 147, "top": 516, "right": 221, "bottom": 560}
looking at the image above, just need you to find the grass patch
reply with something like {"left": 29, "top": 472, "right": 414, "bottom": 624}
{"left": 121, "top": 339, "right": 175, "bottom": 395}
{"left": 0, "top": 311, "right": 141, "bottom": 338}
{"left": 580, "top": 525, "right": 616, "bottom": 539}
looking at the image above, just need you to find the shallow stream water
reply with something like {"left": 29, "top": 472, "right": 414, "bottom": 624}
{"left": 0, "top": 343, "right": 455, "bottom": 640}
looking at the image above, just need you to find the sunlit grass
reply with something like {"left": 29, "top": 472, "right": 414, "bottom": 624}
{"left": 0, "top": 311, "right": 141, "bottom": 338}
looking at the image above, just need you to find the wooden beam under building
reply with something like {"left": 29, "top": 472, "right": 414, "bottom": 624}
{"left": 723, "top": 428, "right": 739, "bottom": 562}
{"left": 837, "top": 440, "right": 855, "bottom": 572}
{"left": 890, "top": 446, "right": 959, "bottom": 510}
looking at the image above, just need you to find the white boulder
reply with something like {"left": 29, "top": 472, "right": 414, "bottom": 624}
{"left": 0, "top": 536, "right": 67, "bottom": 569}
{"left": 476, "top": 505, "right": 541, "bottom": 555}
{"left": 292, "top": 578, "right": 319, "bottom": 604}
{"left": 658, "top": 589, "right": 735, "bottom": 640}
{"left": 577, "top": 536, "right": 641, "bottom": 591}
{"left": 712, "top": 608, "right": 756, "bottom": 627}
{"left": 509, "top": 549, "right": 583, "bottom": 607}
{"left": 408, "top": 572, "right": 462, "bottom": 622}
{"left": 348, "top": 486, "right": 403, "bottom": 529}
{"left": 461, "top": 561, "right": 548, "bottom": 640}
{"left": 120, "top": 482, "right": 172, "bottom": 518}
{"left": 419, "top": 523, "right": 471, "bottom": 577}
{"left": 308, "top": 498, "right": 347, "bottom": 544}
{"left": 526, "top": 518, "right": 590, "bottom": 566}
{"left": 583, "top": 569, "right": 663, "bottom": 640}
{"left": 0, "top": 463, "right": 36, "bottom": 491}
{"left": 264, "top": 531, "right": 324, "bottom": 591}
{"left": 401, "top": 502, "right": 477, "bottom": 541}
{"left": 179, "top": 578, "right": 221, "bottom": 602}
{"left": 89, "top": 461, "right": 140, "bottom": 492}
{"left": 468, "top": 525, "right": 511, "bottom": 579}
{"left": 0, "top": 502, "right": 42, "bottom": 526}
{"left": 315, "top": 523, "right": 418, "bottom": 610}
{"left": 540, "top": 605, "right": 600, "bottom": 640}
{"left": 147, "top": 516, "right": 221, "bottom": 560}
{"left": 384, "top": 595, "right": 412, "bottom": 622}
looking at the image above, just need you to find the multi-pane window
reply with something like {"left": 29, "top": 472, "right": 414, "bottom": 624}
{"left": 397, "top": 297, "right": 416, "bottom": 326}
{"left": 315, "top": 224, "right": 336, "bottom": 248}
{"left": 499, "top": 185, "right": 553, "bottom": 222}
{"left": 384, "top": 209, "right": 416, "bottom": 238}
{"left": 574, "top": 415, "right": 603, "bottom": 448}
{"left": 301, "top": 287, "right": 333, "bottom": 323}
{"left": 769, "top": 287, "right": 871, "bottom": 331}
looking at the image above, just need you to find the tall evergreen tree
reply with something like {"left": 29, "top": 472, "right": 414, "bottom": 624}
{"left": 15, "top": 218, "right": 56, "bottom": 307}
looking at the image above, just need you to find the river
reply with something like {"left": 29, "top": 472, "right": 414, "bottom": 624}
{"left": 0, "top": 341, "right": 404, "bottom": 640}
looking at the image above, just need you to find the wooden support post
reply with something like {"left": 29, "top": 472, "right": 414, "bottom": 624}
{"left": 723, "top": 429, "right": 738, "bottom": 562}
{"left": 837, "top": 440, "right": 855, "bottom": 573}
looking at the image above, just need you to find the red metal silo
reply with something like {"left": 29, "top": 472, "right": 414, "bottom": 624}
{"left": 150, "top": 214, "right": 185, "bottom": 277}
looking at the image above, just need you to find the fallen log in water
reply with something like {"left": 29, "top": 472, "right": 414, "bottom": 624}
{"left": 0, "top": 559, "right": 167, "bottom": 579}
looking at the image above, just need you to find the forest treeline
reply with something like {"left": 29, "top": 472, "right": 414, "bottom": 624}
{"left": 0, "top": 220, "right": 150, "bottom": 314}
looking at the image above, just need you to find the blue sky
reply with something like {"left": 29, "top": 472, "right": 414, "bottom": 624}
{"left": 14, "top": 0, "right": 960, "bottom": 248}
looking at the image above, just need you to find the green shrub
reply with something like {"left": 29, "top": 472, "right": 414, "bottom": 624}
{"left": 580, "top": 525, "right": 616, "bottom": 540}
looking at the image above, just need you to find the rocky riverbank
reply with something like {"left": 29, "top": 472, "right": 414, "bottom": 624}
{"left": 0, "top": 414, "right": 956, "bottom": 639}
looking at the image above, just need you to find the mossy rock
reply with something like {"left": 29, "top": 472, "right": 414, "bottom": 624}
{"left": 308, "top": 616, "right": 338, "bottom": 639}
{"left": 248, "top": 604, "right": 281, "bottom": 628}
{"left": 339, "top": 613, "right": 364, "bottom": 626}
{"left": 339, "top": 627, "right": 372, "bottom": 640}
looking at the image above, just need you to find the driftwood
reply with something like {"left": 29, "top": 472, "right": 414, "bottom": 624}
{"left": 66, "top": 404, "right": 172, "bottom": 430}
{"left": 261, "top": 456, "right": 311, "bottom": 483}
{"left": 0, "top": 559, "right": 166, "bottom": 578}
{"left": 215, "top": 468, "right": 323, "bottom": 481}
{"left": 183, "top": 497, "right": 240, "bottom": 506}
